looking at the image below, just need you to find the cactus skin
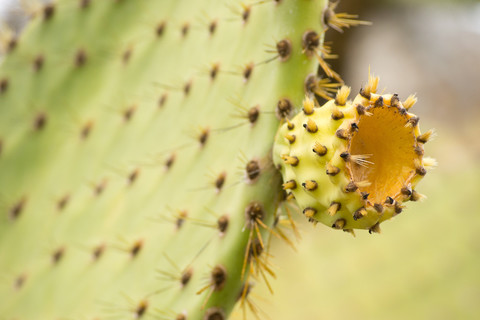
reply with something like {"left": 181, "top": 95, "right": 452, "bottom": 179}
{"left": 273, "top": 76, "right": 435, "bottom": 234}
{"left": 0, "top": 0, "right": 330, "bottom": 319}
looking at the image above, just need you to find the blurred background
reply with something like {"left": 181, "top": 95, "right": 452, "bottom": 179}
{"left": 1, "top": 0, "right": 479, "bottom": 319}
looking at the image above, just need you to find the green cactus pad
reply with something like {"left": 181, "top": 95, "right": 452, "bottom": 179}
{"left": 0, "top": 0, "right": 331, "bottom": 318}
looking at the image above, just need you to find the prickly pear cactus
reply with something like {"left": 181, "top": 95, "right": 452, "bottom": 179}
{"left": 0, "top": 0, "right": 434, "bottom": 319}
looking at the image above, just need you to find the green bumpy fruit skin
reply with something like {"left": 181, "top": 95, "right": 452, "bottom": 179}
{"left": 274, "top": 88, "right": 430, "bottom": 233}
{"left": 0, "top": 0, "right": 328, "bottom": 318}
{"left": 274, "top": 97, "right": 372, "bottom": 229}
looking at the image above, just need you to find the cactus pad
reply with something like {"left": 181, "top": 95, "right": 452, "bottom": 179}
{"left": 0, "top": 0, "right": 333, "bottom": 318}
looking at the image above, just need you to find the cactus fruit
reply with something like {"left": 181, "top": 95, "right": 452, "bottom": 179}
{"left": 273, "top": 73, "right": 436, "bottom": 234}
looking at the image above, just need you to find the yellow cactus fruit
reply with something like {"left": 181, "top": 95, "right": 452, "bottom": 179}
{"left": 273, "top": 74, "right": 435, "bottom": 233}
